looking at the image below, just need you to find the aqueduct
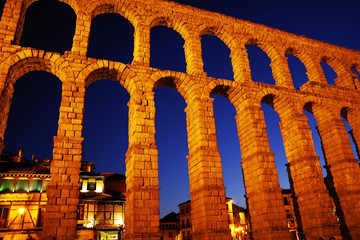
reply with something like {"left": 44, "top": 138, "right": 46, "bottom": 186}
{"left": 1, "top": 0, "right": 360, "bottom": 239}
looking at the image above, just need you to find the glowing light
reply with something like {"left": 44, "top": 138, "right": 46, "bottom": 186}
{"left": 18, "top": 208, "right": 25, "bottom": 214}
{"left": 95, "top": 181, "right": 103, "bottom": 193}
{"left": 86, "top": 220, "right": 94, "bottom": 228}
{"left": 115, "top": 217, "right": 124, "bottom": 226}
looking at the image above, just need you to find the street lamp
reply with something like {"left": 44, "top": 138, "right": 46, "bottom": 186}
{"left": 19, "top": 208, "right": 25, "bottom": 230}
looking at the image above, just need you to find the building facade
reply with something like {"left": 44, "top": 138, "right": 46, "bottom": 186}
{"left": 159, "top": 212, "right": 179, "bottom": 240}
{"left": 176, "top": 199, "right": 250, "bottom": 240}
{"left": 0, "top": 150, "right": 126, "bottom": 240}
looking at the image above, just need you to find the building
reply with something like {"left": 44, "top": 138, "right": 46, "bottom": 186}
{"left": 159, "top": 212, "right": 179, "bottom": 240}
{"left": 0, "top": 150, "right": 50, "bottom": 240}
{"left": 0, "top": 150, "right": 126, "bottom": 240}
{"left": 176, "top": 199, "right": 250, "bottom": 240}
{"left": 226, "top": 198, "right": 249, "bottom": 240}
{"left": 178, "top": 200, "right": 192, "bottom": 240}
{"left": 282, "top": 189, "right": 298, "bottom": 240}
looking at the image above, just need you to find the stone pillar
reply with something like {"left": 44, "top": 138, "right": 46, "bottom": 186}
{"left": 185, "top": 97, "right": 231, "bottom": 240}
{"left": 0, "top": 84, "right": 14, "bottom": 153}
{"left": 0, "top": 0, "right": 22, "bottom": 44}
{"left": 235, "top": 101, "right": 291, "bottom": 240}
{"left": 71, "top": 14, "right": 91, "bottom": 56}
{"left": 302, "top": 55, "right": 328, "bottom": 85}
{"left": 331, "top": 63, "right": 355, "bottom": 89}
{"left": 42, "top": 83, "right": 85, "bottom": 240}
{"left": 276, "top": 105, "right": 341, "bottom": 239}
{"left": 184, "top": 36, "right": 206, "bottom": 76}
{"left": 230, "top": 45, "right": 252, "bottom": 83}
{"left": 132, "top": 24, "right": 150, "bottom": 66}
{"left": 313, "top": 105, "right": 360, "bottom": 239}
{"left": 270, "top": 56, "right": 294, "bottom": 88}
{"left": 125, "top": 90, "right": 161, "bottom": 240}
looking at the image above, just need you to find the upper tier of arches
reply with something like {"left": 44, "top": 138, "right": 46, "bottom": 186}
{"left": 0, "top": 0, "right": 359, "bottom": 91}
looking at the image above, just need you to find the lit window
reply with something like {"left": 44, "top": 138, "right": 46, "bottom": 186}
{"left": 0, "top": 207, "right": 9, "bottom": 228}
{"left": 77, "top": 205, "right": 84, "bottom": 220}
{"left": 15, "top": 179, "right": 29, "bottom": 192}
{"left": 0, "top": 179, "right": 15, "bottom": 192}
{"left": 42, "top": 179, "right": 50, "bottom": 192}
{"left": 30, "top": 179, "right": 42, "bottom": 192}
{"left": 87, "top": 182, "right": 96, "bottom": 191}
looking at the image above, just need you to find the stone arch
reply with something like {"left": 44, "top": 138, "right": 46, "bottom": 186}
{"left": 0, "top": 50, "right": 74, "bottom": 93}
{"left": 87, "top": 1, "right": 142, "bottom": 29}
{"left": 351, "top": 63, "right": 360, "bottom": 73}
{"left": 196, "top": 24, "right": 249, "bottom": 82}
{"left": 319, "top": 55, "right": 354, "bottom": 88}
{"left": 283, "top": 46, "right": 311, "bottom": 87}
{"left": 77, "top": 60, "right": 142, "bottom": 96}
{"left": 196, "top": 25, "right": 237, "bottom": 80}
{"left": 196, "top": 23, "right": 237, "bottom": 50}
{"left": 10, "top": 0, "right": 79, "bottom": 45}
{"left": 253, "top": 88, "right": 287, "bottom": 108}
{"left": 146, "top": 70, "right": 201, "bottom": 104}
{"left": 300, "top": 99, "right": 335, "bottom": 122}
{"left": 241, "top": 35, "right": 291, "bottom": 86}
{"left": 146, "top": 10, "right": 194, "bottom": 40}
{"left": 0, "top": 50, "right": 74, "bottom": 153}
{"left": 203, "top": 79, "right": 239, "bottom": 100}
{"left": 196, "top": 24, "right": 240, "bottom": 65}
{"left": 241, "top": 34, "right": 281, "bottom": 61}
{"left": 296, "top": 96, "right": 322, "bottom": 114}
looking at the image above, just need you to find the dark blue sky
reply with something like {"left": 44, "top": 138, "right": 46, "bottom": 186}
{"left": 2, "top": 0, "right": 360, "bottom": 217}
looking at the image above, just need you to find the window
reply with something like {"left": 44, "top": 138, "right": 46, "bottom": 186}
{"left": 0, "top": 179, "right": 15, "bottom": 192}
{"left": 186, "top": 218, "right": 190, "bottom": 228}
{"left": 30, "top": 179, "right": 42, "bottom": 192}
{"left": 15, "top": 179, "right": 29, "bottom": 192}
{"left": 37, "top": 207, "right": 45, "bottom": 227}
{"left": 283, "top": 197, "right": 289, "bottom": 205}
{"left": 286, "top": 210, "right": 291, "bottom": 218}
{"left": 0, "top": 207, "right": 9, "bottom": 228}
{"left": 77, "top": 205, "right": 84, "bottom": 220}
{"left": 182, "top": 220, "right": 185, "bottom": 228}
{"left": 42, "top": 179, "right": 50, "bottom": 192}
{"left": 87, "top": 181, "right": 96, "bottom": 191}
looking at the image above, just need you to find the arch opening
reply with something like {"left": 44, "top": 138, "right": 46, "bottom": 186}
{"left": 285, "top": 53, "right": 309, "bottom": 89}
{"left": 87, "top": 13, "right": 134, "bottom": 63}
{"left": 302, "top": 106, "right": 328, "bottom": 178}
{"left": 320, "top": 61, "right": 337, "bottom": 86}
{"left": 260, "top": 101, "right": 290, "bottom": 189}
{"left": 150, "top": 26, "right": 186, "bottom": 73}
{"left": 0, "top": 0, "right": 5, "bottom": 20}
{"left": 3, "top": 71, "right": 62, "bottom": 161}
{"left": 201, "top": 35, "right": 234, "bottom": 80}
{"left": 19, "top": 0, "right": 76, "bottom": 54}
{"left": 340, "top": 110, "right": 359, "bottom": 161}
{"left": 82, "top": 79, "right": 130, "bottom": 175}
{"left": 154, "top": 84, "right": 189, "bottom": 218}
{"left": 211, "top": 93, "right": 245, "bottom": 211}
{"left": 246, "top": 44, "right": 275, "bottom": 85}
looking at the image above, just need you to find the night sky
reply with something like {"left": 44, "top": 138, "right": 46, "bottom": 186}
{"left": 1, "top": 0, "right": 360, "bottom": 217}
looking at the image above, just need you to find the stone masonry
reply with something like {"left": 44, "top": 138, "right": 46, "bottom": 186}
{"left": 0, "top": 0, "right": 360, "bottom": 239}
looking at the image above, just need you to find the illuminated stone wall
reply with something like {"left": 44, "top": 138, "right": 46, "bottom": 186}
{"left": 0, "top": 0, "right": 360, "bottom": 239}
